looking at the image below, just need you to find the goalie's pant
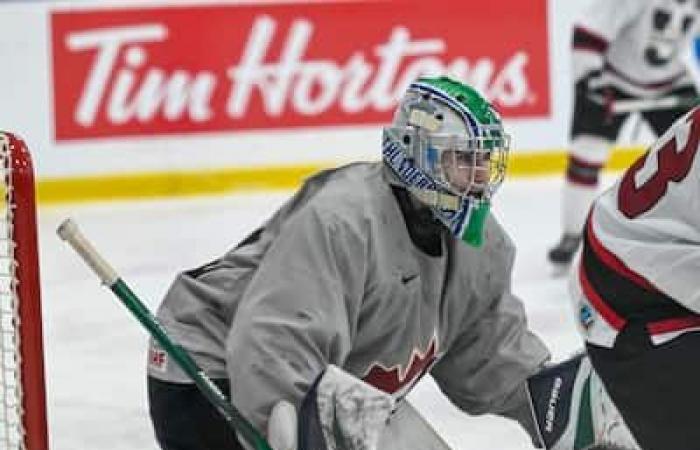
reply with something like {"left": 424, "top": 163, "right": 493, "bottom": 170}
{"left": 587, "top": 324, "right": 700, "bottom": 450}
{"left": 148, "top": 376, "right": 244, "bottom": 450}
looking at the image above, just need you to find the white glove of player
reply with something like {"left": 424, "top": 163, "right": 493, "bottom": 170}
{"left": 261, "top": 366, "right": 396, "bottom": 450}
{"left": 298, "top": 365, "right": 395, "bottom": 450}
{"left": 296, "top": 365, "right": 451, "bottom": 450}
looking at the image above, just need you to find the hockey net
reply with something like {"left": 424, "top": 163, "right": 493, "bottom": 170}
{"left": 0, "top": 132, "right": 48, "bottom": 449}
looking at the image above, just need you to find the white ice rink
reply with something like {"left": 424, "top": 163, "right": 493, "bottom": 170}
{"left": 39, "top": 174, "right": 612, "bottom": 450}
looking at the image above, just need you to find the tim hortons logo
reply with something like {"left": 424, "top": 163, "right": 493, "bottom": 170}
{"left": 53, "top": 11, "right": 545, "bottom": 138}
{"left": 362, "top": 337, "right": 437, "bottom": 396}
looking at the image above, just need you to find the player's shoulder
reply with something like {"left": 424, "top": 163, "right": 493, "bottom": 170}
{"left": 295, "top": 161, "right": 391, "bottom": 225}
{"left": 449, "top": 212, "right": 515, "bottom": 267}
{"left": 594, "top": 106, "right": 700, "bottom": 222}
{"left": 483, "top": 213, "right": 516, "bottom": 257}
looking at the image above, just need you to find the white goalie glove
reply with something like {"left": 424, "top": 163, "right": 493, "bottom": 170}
{"left": 266, "top": 365, "right": 395, "bottom": 450}
{"left": 527, "top": 352, "right": 640, "bottom": 450}
{"left": 298, "top": 365, "right": 395, "bottom": 450}
{"left": 266, "top": 365, "right": 449, "bottom": 450}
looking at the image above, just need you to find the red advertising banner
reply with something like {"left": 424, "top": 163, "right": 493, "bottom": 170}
{"left": 51, "top": 1, "right": 550, "bottom": 141}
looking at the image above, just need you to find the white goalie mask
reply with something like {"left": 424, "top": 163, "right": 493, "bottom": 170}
{"left": 382, "top": 76, "right": 510, "bottom": 246}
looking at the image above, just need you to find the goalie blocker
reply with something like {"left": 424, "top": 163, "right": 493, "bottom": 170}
{"left": 526, "top": 352, "right": 639, "bottom": 450}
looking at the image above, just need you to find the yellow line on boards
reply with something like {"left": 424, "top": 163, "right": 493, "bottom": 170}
{"left": 37, "top": 165, "right": 324, "bottom": 205}
{"left": 506, "top": 145, "right": 645, "bottom": 178}
{"left": 36, "top": 146, "right": 646, "bottom": 205}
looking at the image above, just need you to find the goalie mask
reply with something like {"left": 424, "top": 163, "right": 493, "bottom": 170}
{"left": 382, "top": 76, "right": 510, "bottom": 247}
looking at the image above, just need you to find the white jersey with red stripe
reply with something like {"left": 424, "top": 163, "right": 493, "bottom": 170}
{"left": 573, "top": 0, "right": 698, "bottom": 97}
{"left": 571, "top": 107, "right": 700, "bottom": 348}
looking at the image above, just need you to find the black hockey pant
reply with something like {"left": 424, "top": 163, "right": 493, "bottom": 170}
{"left": 148, "top": 376, "right": 244, "bottom": 450}
{"left": 587, "top": 324, "right": 700, "bottom": 450}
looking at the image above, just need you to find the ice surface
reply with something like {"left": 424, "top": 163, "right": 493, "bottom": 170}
{"left": 39, "top": 175, "right": 614, "bottom": 449}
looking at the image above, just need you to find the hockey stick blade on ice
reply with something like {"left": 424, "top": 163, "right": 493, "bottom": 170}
{"left": 56, "top": 218, "right": 273, "bottom": 450}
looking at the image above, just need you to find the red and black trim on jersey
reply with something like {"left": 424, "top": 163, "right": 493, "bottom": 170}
{"left": 573, "top": 26, "right": 609, "bottom": 54}
{"left": 579, "top": 215, "right": 700, "bottom": 338}
{"left": 603, "top": 61, "right": 688, "bottom": 91}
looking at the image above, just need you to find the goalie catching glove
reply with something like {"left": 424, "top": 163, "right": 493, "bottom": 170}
{"left": 266, "top": 365, "right": 449, "bottom": 450}
{"left": 527, "top": 352, "right": 640, "bottom": 450}
{"left": 297, "top": 365, "right": 394, "bottom": 450}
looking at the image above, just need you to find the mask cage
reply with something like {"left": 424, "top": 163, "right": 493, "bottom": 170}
{"left": 387, "top": 126, "right": 510, "bottom": 201}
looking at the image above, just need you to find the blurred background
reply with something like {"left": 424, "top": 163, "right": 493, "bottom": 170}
{"left": 4, "top": 0, "right": 688, "bottom": 204}
{"left": 2, "top": 0, "right": 699, "bottom": 448}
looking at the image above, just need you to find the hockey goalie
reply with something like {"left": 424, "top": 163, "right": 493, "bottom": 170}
{"left": 146, "top": 76, "right": 551, "bottom": 450}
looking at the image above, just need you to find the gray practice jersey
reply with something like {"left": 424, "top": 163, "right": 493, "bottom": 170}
{"left": 148, "top": 162, "right": 549, "bottom": 434}
{"left": 573, "top": 0, "right": 698, "bottom": 97}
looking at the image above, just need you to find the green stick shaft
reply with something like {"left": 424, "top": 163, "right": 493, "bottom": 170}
{"left": 110, "top": 279, "right": 272, "bottom": 450}
{"left": 56, "top": 218, "right": 272, "bottom": 450}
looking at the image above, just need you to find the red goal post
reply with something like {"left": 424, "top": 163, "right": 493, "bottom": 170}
{"left": 0, "top": 132, "right": 49, "bottom": 450}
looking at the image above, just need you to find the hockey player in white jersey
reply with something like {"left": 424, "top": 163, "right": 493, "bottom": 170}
{"left": 145, "top": 76, "right": 552, "bottom": 449}
{"left": 549, "top": 0, "right": 699, "bottom": 266}
{"left": 565, "top": 106, "right": 700, "bottom": 450}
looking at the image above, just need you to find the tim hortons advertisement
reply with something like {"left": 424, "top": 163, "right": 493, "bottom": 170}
{"left": 50, "top": 1, "right": 550, "bottom": 141}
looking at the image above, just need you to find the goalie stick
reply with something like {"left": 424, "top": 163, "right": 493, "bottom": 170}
{"left": 56, "top": 218, "right": 273, "bottom": 450}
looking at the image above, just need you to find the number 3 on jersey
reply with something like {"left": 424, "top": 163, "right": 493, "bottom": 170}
{"left": 618, "top": 108, "right": 700, "bottom": 218}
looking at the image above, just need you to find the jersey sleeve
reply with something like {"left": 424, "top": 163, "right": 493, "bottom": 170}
{"left": 429, "top": 245, "right": 549, "bottom": 419}
{"left": 571, "top": 0, "right": 643, "bottom": 82}
{"left": 225, "top": 205, "right": 366, "bottom": 435}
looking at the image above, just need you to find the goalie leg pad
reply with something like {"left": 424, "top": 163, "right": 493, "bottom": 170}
{"left": 376, "top": 401, "right": 450, "bottom": 450}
